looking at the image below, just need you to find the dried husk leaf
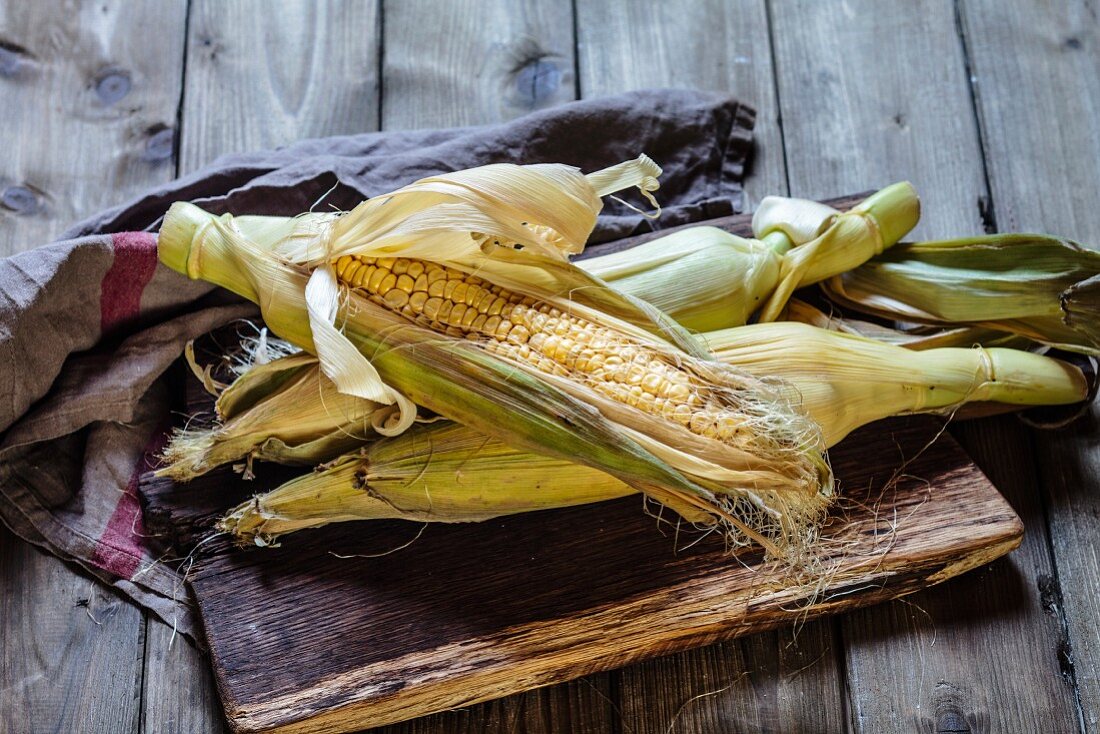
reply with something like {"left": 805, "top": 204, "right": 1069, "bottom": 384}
{"left": 158, "top": 352, "right": 375, "bottom": 480}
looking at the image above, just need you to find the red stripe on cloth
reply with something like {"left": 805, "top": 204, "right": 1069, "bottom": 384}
{"left": 89, "top": 427, "right": 170, "bottom": 580}
{"left": 100, "top": 231, "right": 159, "bottom": 333}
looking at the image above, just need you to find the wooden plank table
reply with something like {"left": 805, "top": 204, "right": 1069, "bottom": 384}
{"left": 0, "top": 1, "right": 1095, "bottom": 731}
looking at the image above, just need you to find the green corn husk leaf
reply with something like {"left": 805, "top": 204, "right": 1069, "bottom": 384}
{"left": 748, "top": 182, "right": 920, "bottom": 322}
{"left": 220, "top": 321, "right": 1087, "bottom": 545}
{"left": 220, "top": 422, "right": 637, "bottom": 544}
{"left": 573, "top": 180, "right": 919, "bottom": 333}
{"left": 781, "top": 299, "right": 1032, "bottom": 350}
{"left": 159, "top": 158, "right": 834, "bottom": 556}
{"left": 824, "top": 234, "right": 1100, "bottom": 355}
{"left": 577, "top": 226, "right": 781, "bottom": 332}
{"left": 705, "top": 322, "right": 1088, "bottom": 446}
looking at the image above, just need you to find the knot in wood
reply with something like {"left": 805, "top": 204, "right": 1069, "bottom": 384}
{"left": 513, "top": 57, "right": 561, "bottom": 108}
{"left": 0, "top": 38, "right": 36, "bottom": 79}
{"left": 143, "top": 125, "right": 175, "bottom": 162}
{"left": 94, "top": 67, "right": 132, "bottom": 105}
{"left": 1, "top": 185, "right": 39, "bottom": 215}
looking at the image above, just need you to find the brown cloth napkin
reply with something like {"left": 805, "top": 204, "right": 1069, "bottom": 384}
{"left": 0, "top": 89, "right": 756, "bottom": 639}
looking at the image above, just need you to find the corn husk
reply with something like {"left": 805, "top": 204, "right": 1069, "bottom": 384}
{"left": 220, "top": 422, "right": 636, "bottom": 544}
{"left": 705, "top": 322, "right": 1087, "bottom": 446}
{"left": 159, "top": 158, "right": 833, "bottom": 556}
{"left": 748, "top": 183, "right": 921, "bottom": 321}
{"left": 580, "top": 181, "right": 919, "bottom": 330}
{"left": 781, "top": 299, "right": 1031, "bottom": 350}
{"left": 219, "top": 322, "right": 1087, "bottom": 545}
{"left": 824, "top": 234, "right": 1100, "bottom": 355}
{"left": 158, "top": 182, "right": 920, "bottom": 484}
{"left": 159, "top": 351, "right": 377, "bottom": 480}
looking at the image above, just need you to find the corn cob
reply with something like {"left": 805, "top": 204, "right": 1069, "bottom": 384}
{"left": 579, "top": 179, "right": 918, "bottom": 333}
{"left": 219, "top": 321, "right": 1087, "bottom": 544}
{"left": 331, "top": 253, "right": 746, "bottom": 441}
{"left": 220, "top": 422, "right": 637, "bottom": 544}
{"left": 158, "top": 158, "right": 834, "bottom": 556}
{"left": 157, "top": 181, "right": 922, "bottom": 485}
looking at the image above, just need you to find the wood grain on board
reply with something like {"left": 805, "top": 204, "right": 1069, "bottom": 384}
{"left": 960, "top": 0, "right": 1100, "bottom": 728}
{"left": 0, "top": 2, "right": 186, "bottom": 732}
{"left": 381, "top": 0, "right": 575, "bottom": 130}
{"left": 140, "top": 413, "right": 1021, "bottom": 734}
{"left": 179, "top": 0, "right": 380, "bottom": 173}
{"left": 769, "top": 0, "right": 1082, "bottom": 730}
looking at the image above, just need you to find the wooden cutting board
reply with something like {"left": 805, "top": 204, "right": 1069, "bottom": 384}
{"left": 137, "top": 195, "right": 1022, "bottom": 732}
{"left": 141, "top": 415, "right": 1022, "bottom": 734}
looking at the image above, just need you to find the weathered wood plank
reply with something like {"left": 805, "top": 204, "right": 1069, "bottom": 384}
{"left": 180, "top": 0, "right": 381, "bottom": 172}
{"left": 771, "top": 0, "right": 987, "bottom": 240}
{"left": 959, "top": 0, "right": 1100, "bottom": 729}
{"left": 0, "top": 0, "right": 186, "bottom": 253}
{"left": 381, "top": 0, "right": 575, "bottom": 130}
{"left": 0, "top": 2, "right": 187, "bottom": 732}
{"left": 142, "top": 621, "right": 227, "bottom": 734}
{"left": 575, "top": 2, "right": 843, "bottom": 731}
{"left": 769, "top": 0, "right": 1081, "bottom": 730}
{"left": 0, "top": 527, "right": 145, "bottom": 733}
{"left": 141, "top": 3, "right": 384, "bottom": 732}
{"left": 576, "top": 0, "right": 786, "bottom": 207}
{"left": 376, "top": 4, "right": 599, "bottom": 730}
{"left": 615, "top": 631, "right": 843, "bottom": 734}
